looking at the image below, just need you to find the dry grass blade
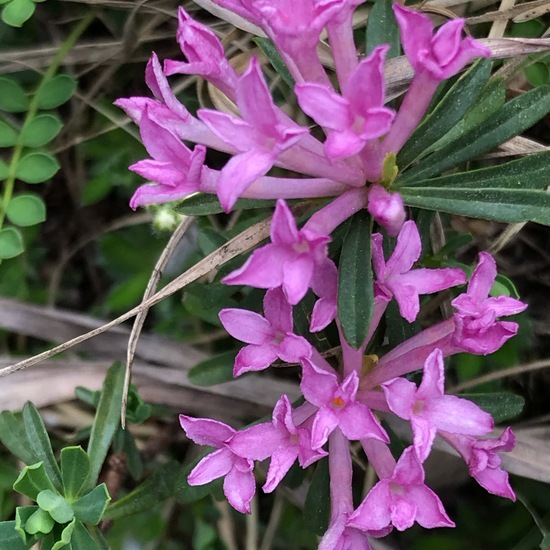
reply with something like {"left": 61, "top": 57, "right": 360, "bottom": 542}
{"left": 467, "top": 0, "right": 548, "bottom": 24}
{"left": 194, "top": 0, "right": 265, "bottom": 34}
{"left": 0, "top": 215, "right": 272, "bottom": 379}
{"left": 123, "top": 215, "right": 196, "bottom": 427}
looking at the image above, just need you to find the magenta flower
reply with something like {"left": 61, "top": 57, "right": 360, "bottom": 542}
{"left": 128, "top": 107, "right": 206, "bottom": 209}
{"left": 367, "top": 184, "right": 406, "bottom": 237}
{"left": 300, "top": 358, "right": 388, "bottom": 449}
{"left": 164, "top": 8, "right": 239, "bottom": 97}
{"left": 383, "top": 348, "right": 493, "bottom": 462}
{"left": 441, "top": 428, "right": 516, "bottom": 500}
{"left": 179, "top": 415, "right": 256, "bottom": 514}
{"left": 310, "top": 259, "right": 338, "bottom": 332}
{"left": 393, "top": 4, "right": 490, "bottom": 82}
{"left": 219, "top": 287, "right": 311, "bottom": 376}
{"left": 348, "top": 447, "right": 455, "bottom": 532}
{"left": 223, "top": 199, "right": 331, "bottom": 305}
{"left": 295, "top": 46, "right": 394, "bottom": 159}
{"left": 198, "top": 57, "right": 308, "bottom": 211}
{"left": 452, "top": 252, "right": 527, "bottom": 354}
{"left": 228, "top": 395, "right": 326, "bottom": 493}
{"left": 372, "top": 220, "right": 467, "bottom": 322}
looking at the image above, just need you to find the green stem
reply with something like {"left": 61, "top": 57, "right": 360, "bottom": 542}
{"left": 0, "top": 10, "right": 96, "bottom": 228}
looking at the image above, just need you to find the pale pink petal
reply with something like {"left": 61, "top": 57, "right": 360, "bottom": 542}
{"left": 367, "top": 185, "right": 406, "bottom": 237}
{"left": 300, "top": 357, "right": 339, "bottom": 406}
{"left": 392, "top": 4, "right": 434, "bottom": 68}
{"left": 295, "top": 83, "right": 351, "bottom": 131}
{"left": 386, "top": 220, "right": 421, "bottom": 274}
{"left": 468, "top": 252, "right": 497, "bottom": 301}
{"left": 129, "top": 181, "right": 197, "bottom": 209}
{"left": 310, "top": 297, "right": 337, "bottom": 332}
{"left": 383, "top": 378, "right": 416, "bottom": 420}
{"left": 348, "top": 482, "right": 392, "bottom": 531}
{"left": 406, "top": 485, "right": 455, "bottom": 528}
{"left": 263, "top": 287, "right": 293, "bottom": 332}
{"left": 400, "top": 267, "right": 466, "bottom": 295}
{"left": 338, "top": 402, "right": 388, "bottom": 442}
{"left": 263, "top": 447, "right": 299, "bottom": 492}
{"left": 416, "top": 348, "right": 445, "bottom": 398}
{"left": 188, "top": 447, "right": 233, "bottom": 485}
{"left": 385, "top": 281, "right": 420, "bottom": 323}
{"left": 431, "top": 18, "right": 464, "bottom": 67}
{"left": 424, "top": 396, "right": 493, "bottom": 436}
{"left": 311, "top": 406, "right": 340, "bottom": 449}
{"left": 278, "top": 333, "right": 312, "bottom": 362}
{"left": 198, "top": 109, "right": 257, "bottom": 150}
{"left": 228, "top": 423, "right": 285, "bottom": 461}
{"left": 270, "top": 199, "right": 300, "bottom": 244}
{"left": 224, "top": 466, "right": 256, "bottom": 514}
{"left": 410, "top": 416, "right": 437, "bottom": 462}
{"left": 325, "top": 128, "right": 366, "bottom": 158}
{"left": 234, "top": 344, "right": 279, "bottom": 375}
{"left": 219, "top": 308, "right": 272, "bottom": 344}
{"left": 179, "top": 415, "right": 235, "bottom": 446}
{"left": 282, "top": 253, "right": 314, "bottom": 305}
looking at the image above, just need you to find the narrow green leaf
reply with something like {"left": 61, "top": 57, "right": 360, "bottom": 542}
{"left": 1, "top": 0, "right": 35, "bottom": 27}
{"left": 50, "top": 517, "right": 76, "bottom": 550}
{"left": 6, "top": 194, "right": 46, "bottom": 227}
{"left": 72, "top": 484, "right": 110, "bottom": 525}
{"left": 36, "top": 490, "right": 74, "bottom": 524}
{"left": 366, "top": 0, "right": 400, "bottom": 58}
{"left": 398, "top": 59, "right": 491, "bottom": 168}
{"left": 398, "top": 151, "right": 550, "bottom": 190}
{"left": 0, "top": 520, "right": 31, "bottom": 550}
{"left": 105, "top": 462, "right": 178, "bottom": 520}
{"left": 0, "top": 227, "right": 24, "bottom": 259}
{"left": 338, "top": 212, "right": 374, "bottom": 348}
{"left": 35, "top": 75, "right": 77, "bottom": 110}
{"left": 0, "top": 159, "right": 8, "bottom": 179}
{"left": 400, "top": 186, "right": 550, "bottom": 225}
{"left": 0, "top": 120, "right": 18, "bottom": 147}
{"left": 20, "top": 114, "right": 62, "bottom": 148}
{"left": 304, "top": 458, "right": 330, "bottom": 536}
{"left": 86, "top": 362, "right": 125, "bottom": 488}
{"left": 0, "top": 411, "right": 37, "bottom": 464}
{"left": 188, "top": 351, "right": 236, "bottom": 386}
{"left": 16, "top": 152, "right": 60, "bottom": 184}
{"left": 254, "top": 37, "right": 295, "bottom": 88}
{"left": 174, "top": 457, "right": 218, "bottom": 505}
{"left": 70, "top": 521, "right": 98, "bottom": 550}
{"left": 462, "top": 392, "right": 525, "bottom": 423}
{"left": 176, "top": 193, "right": 275, "bottom": 215}
{"left": 22, "top": 403, "right": 63, "bottom": 490}
{"left": 0, "top": 77, "right": 28, "bottom": 112}
{"left": 13, "top": 463, "right": 57, "bottom": 501}
{"left": 60, "top": 447, "right": 91, "bottom": 501}
{"left": 400, "top": 85, "right": 550, "bottom": 183}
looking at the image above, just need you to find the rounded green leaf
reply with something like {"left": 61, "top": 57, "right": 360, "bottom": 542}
{"left": 0, "top": 77, "right": 29, "bottom": 112}
{"left": 188, "top": 351, "right": 236, "bottom": 386}
{"left": 0, "top": 227, "right": 24, "bottom": 259}
{"left": 37, "top": 490, "right": 74, "bottom": 524}
{"left": 2, "top": 0, "right": 35, "bottom": 26}
{"left": 525, "top": 62, "right": 550, "bottom": 88}
{"left": 6, "top": 194, "right": 46, "bottom": 226}
{"left": 13, "top": 462, "right": 57, "bottom": 501}
{"left": 72, "top": 483, "right": 110, "bottom": 525}
{"left": 20, "top": 114, "right": 62, "bottom": 147}
{"left": 25, "top": 507, "right": 55, "bottom": 535}
{"left": 16, "top": 152, "right": 59, "bottom": 183}
{"left": 35, "top": 74, "right": 77, "bottom": 110}
{"left": 0, "top": 120, "right": 18, "bottom": 147}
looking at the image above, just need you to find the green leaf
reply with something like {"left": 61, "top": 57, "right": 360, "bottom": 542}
{"left": 338, "top": 212, "right": 374, "bottom": 348}
{"left": 0, "top": 411, "right": 37, "bottom": 464}
{"left": 188, "top": 351, "right": 236, "bottom": 386}
{"left": 13, "top": 463, "right": 57, "bottom": 501}
{"left": 35, "top": 75, "right": 77, "bottom": 110}
{"left": 0, "top": 520, "right": 31, "bottom": 550}
{"left": 15, "top": 506, "right": 38, "bottom": 542}
{"left": 525, "top": 61, "right": 550, "bottom": 87}
{"left": 60, "top": 447, "right": 91, "bottom": 501}
{"left": 365, "top": 0, "right": 400, "bottom": 58}
{"left": 398, "top": 59, "right": 491, "bottom": 168}
{"left": 25, "top": 507, "right": 55, "bottom": 535}
{"left": 20, "top": 114, "right": 62, "bottom": 148}
{"left": 70, "top": 521, "right": 98, "bottom": 550}
{"left": 1, "top": 0, "right": 35, "bottom": 27}
{"left": 176, "top": 193, "right": 275, "bottom": 215}
{"left": 400, "top": 186, "right": 550, "bottom": 226}
{"left": 6, "top": 194, "right": 46, "bottom": 227}
{"left": 304, "top": 457, "right": 330, "bottom": 536}
{"left": 86, "top": 362, "right": 124, "bottom": 488}
{"left": 22, "top": 403, "right": 63, "bottom": 490}
{"left": 0, "top": 227, "right": 24, "bottom": 259}
{"left": 0, "top": 120, "right": 18, "bottom": 147}
{"left": 174, "top": 457, "right": 218, "bottom": 505}
{"left": 72, "top": 484, "right": 110, "bottom": 525}
{"left": 51, "top": 518, "right": 76, "bottom": 550}
{"left": 16, "top": 152, "right": 60, "bottom": 184}
{"left": 398, "top": 151, "right": 550, "bottom": 190}
{"left": 36, "top": 490, "right": 74, "bottom": 524}
{"left": 462, "top": 392, "right": 525, "bottom": 423}
{"left": 0, "top": 77, "right": 28, "bottom": 112}
{"left": 400, "top": 85, "right": 550, "bottom": 184}
{"left": 104, "top": 462, "right": 178, "bottom": 520}
{"left": 0, "top": 159, "right": 8, "bottom": 180}
{"left": 254, "top": 37, "right": 295, "bottom": 88}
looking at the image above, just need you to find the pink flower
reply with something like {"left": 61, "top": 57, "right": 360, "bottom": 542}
{"left": 452, "top": 252, "right": 527, "bottom": 354}
{"left": 347, "top": 447, "right": 455, "bottom": 532}
{"left": 228, "top": 395, "right": 326, "bottom": 492}
{"left": 295, "top": 46, "right": 394, "bottom": 159}
{"left": 164, "top": 7, "right": 239, "bottom": 97}
{"left": 372, "top": 220, "right": 467, "bottom": 322}
{"left": 128, "top": 107, "right": 205, "bottom": 209}
{"left": 310, "top": 259, "right": 338, "bottom": 332}
{"left": 367, "top": 184, "right": 406, "bottom": 237}
{"left": 393, "top": 4, "right": 490, "bottom": 81}
{"left": 219, "top": 287, "right": 311, "bottom": 376}
{"left": 179, "top": 415, "right": 256, "bottom": 514}
{"left": 198, "top": 57, "right": 308, "bottom": 211}
{"left": 300, "top": 358, "right": 388, "bottom": 449}
{"left": 223, "top": 199, "right": 331, "bottom": 305}
{"left": 383, "top": 348, "right": 493, "bottom": 461}
{"left": 441, "top": 428, "right": 516, "bottom": 500}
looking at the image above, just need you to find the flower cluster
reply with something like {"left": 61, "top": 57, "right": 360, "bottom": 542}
{"left": 118, "top": 2, "right": 525, "bottom": 547}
